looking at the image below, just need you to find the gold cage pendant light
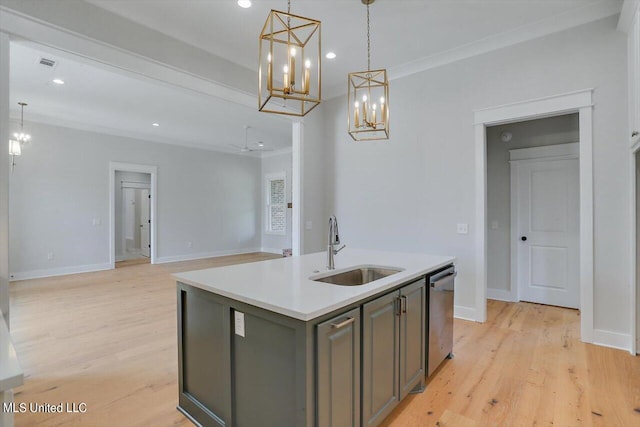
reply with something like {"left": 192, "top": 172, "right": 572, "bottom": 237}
{"left": 258, "top": 0, "right": 321, "bottom": 116}
{"left": 348, "top": 0, "right": 389, "bottom": 141}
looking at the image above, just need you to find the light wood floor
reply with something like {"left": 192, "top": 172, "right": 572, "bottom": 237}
{"left": 9, "top": 254, "right": 640, "bottom": 426}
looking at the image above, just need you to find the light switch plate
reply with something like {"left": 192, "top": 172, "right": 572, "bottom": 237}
{"left": 305, "top": 220, "right": 312, "bottom": 230}
{"left": 234, "top": 311, "right": 245, "bottom": 337}
{"left": 457, "top": 223, "right": 469, "bottom": 234}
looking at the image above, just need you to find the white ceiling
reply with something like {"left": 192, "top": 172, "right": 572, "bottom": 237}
{"left": 8, "top": 0, "right": 621, "bottom": 153}
{"left": 86, "top": 0, "right": 621, "bottom": 93}
{"left": 9, "top": 41, "right": 293, "bottom": 154}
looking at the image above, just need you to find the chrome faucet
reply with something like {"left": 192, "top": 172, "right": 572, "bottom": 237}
{"left": 327, "top": 215, "right": 346, "bottom": 270}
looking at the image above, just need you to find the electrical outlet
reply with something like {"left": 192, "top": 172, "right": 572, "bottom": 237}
{"left": 92, "top": 218, "right": 101, "bottom": 226}
{"left": 456, "top": 223, "right": 469, "bottom": 234}
{"left": 234, "top": 311, "right": 245, "bottom": 337}
{"left": 305, "top": 221, "right": 312, "bottom": 230}
{"left": 47, "top": 252, "right": 54, "bottom": 260}
{"left": 491, "top": 221, "right": 499, "bottom": 230}
{"left": 187, "top": 241, "right": 193, "bottom": 249}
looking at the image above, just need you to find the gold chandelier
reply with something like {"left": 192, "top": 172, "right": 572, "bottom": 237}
{"left": 258, "top": 0, "right": 321, "bottom": 116}
{"left": 348, "top": 0, "right": 389, "bottom": 141}
{"left": 9, "top": 102, "right": 30, "bottom": 171}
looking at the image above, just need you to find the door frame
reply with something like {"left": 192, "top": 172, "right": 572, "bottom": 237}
{"left": 109, "top": 162, "right": 158, "bottom": 267}
{"left": 632, "top": 140, "right": 640, "bottom": 355}
{"left": 473, "top": 89, "right": 594, "bottom": 344}
{"left": 509, "top": 143, "right": 580, "bottom": 305}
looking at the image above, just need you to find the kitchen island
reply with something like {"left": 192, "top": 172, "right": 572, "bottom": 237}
{"left": 174, "top": 248, "right": 455, "bottom": 427}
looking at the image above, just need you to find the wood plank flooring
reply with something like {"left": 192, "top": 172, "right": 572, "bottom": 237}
{"left": 8, "top": 254, "right": 640, "bottom": 426}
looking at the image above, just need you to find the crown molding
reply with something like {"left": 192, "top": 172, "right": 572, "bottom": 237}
{"left": 0, "top": 4, "right": 257, "bottom": 109}
{"left": 324, "top": 0, "right": 621, "bottom": 100}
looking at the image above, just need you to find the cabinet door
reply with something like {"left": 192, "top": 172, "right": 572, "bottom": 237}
{"left": 362, "top": 292, "right": 399, "bottom": 427}
{"left": 317, "top": 307, "right": 360, "bottom": 427}
{"left": 178, "top": 287, "right": 231, "bottom": 427}
{"left": 399, "top": 279, "right": 426, "bottom": 399}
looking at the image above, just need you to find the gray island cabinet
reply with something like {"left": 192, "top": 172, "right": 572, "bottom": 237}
{"left": 174, "top": 249, "right": 454, "bottom": 427}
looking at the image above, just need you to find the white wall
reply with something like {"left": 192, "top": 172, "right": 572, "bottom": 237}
{"left": 114, "top": 171, "right": 151, "bottom": 259}
{"left": 324, "top": 16, "right": 630, "bottom": 336}
{"left": 486, "top": 114, "right": 579, "bottom": 296}
{"left": 9, "top": 121, "right": 263, "bottom": 278}
{"left": 261, "top": 151, "right": 292, "bottom": 254}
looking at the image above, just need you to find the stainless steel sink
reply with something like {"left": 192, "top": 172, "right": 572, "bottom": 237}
{"left": 312, "top": 266, "right": 403, "bottom": 286}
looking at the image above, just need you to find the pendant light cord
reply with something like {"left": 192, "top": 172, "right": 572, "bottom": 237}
{"left": 366, "top": 2, "right": 371, "bottom": 72}
{"left": 20, "top": 104, "right": 24, "bottom": 131}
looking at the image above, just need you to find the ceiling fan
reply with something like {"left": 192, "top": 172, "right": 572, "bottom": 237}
{"left": 229, "top": 125, "right": 272, "bottom": 153}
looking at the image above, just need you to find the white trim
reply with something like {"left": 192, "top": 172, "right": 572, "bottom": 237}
{"left": 154, "top": 248, "right": 263, "bottom": 264}
{"left": 486, "top": 288, "right": 517, "bottom": 302}
{"left": 593, "top": 329, "right": 633, "bottom": 352}
{"left": 454, "top": 305, "right": 477, "bottom": 322}
{"left": 578, "top": 106, "right": 595, "bottom": 344}
{"left": 474, "top": 89, "right": 595, "bottom": 345}
{"left": 509, "top": 142, "right": 579, "bottom": 161}
{"left": 474, "top": 123, "right": 488, "bottom": 323}
{"left": 10, "top": 262, "right": 112, "bottom": 281}
{"left": 618, "top": 0, "right": 640, "bottom": 33}
{"left": 632, "top": 144, "right": 640, "bottom": 355}
{"left": 474, "top": 89, "right": 593, "bottom": 125}
{"left": 292, "top": 122, "right": 303, "bottom": 256}
{"left": 109, "top": 162, "right": 157, "bottom": 269}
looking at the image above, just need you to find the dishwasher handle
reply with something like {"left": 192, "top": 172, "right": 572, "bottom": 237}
{"left": 430, "top": 267, "right": 456, "bottom": 289}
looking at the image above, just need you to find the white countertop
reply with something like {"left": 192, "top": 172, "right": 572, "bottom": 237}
{"left": 0, "top": 316, "right": 23, "bottom": 392}
{"left": 173, "top": 248, "right": 455, "bottom": 321}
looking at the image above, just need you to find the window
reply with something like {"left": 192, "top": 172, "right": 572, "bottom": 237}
{"left": 265, "top": 172, "right": 286, "bottom": 235}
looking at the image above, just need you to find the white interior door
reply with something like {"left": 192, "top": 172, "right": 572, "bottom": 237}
{"left": 514, "top": 156, "right": 579, "bottom": 308}
{"left": 140, "top": 189, "right": 150, "bottom": 258}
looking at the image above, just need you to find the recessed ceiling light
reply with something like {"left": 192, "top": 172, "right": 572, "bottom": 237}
{"left": 237, "top": 0, "right": 251, "bottom": 8}
{"left": 325, "top": 52, "right": 336, "bottom": 59}
{"left": 152, "top": 123, "right": 160, "bottom": 127}
{"left": 52, "top": 79, "right": 65, "bottom": 85}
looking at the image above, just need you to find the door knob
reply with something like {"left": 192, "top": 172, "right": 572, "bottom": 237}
{"left": 521, "top": 236, "right": 527, "bottom": 241}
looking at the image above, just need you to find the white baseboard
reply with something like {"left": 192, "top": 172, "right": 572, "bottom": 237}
{"left": 592, "top": 328, "right": 632, "bottom": 352}
{"left": 10, "top": 263, "right": 112, "bottom": 281}
{"left": 454, "top": 305, "right": 477, "bottom": 322}
{"left": 155, "top": 247, "right": 263, "bottom": 264}
{"left": 261, "top": 247, "right": 285, "bottom": 255}
{"left": 487, "top": 288, "right": 517, "bottom": 302}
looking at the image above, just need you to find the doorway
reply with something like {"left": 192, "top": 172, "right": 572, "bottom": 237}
{"left": 485, "top": 116, "right": 580, "bottom": 307}
{"left": 109, "top": 162, "right": 158, "bottom": 268}
{"left": 474, "top": 89, "right": 594, "bottom": 343}
{"left": 116, "top": 173, "right": 151, "bottom": 262}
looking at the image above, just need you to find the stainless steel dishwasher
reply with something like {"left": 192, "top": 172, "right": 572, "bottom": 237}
{"left": 427, "top": 265, "right": 456, "bottom": 377}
